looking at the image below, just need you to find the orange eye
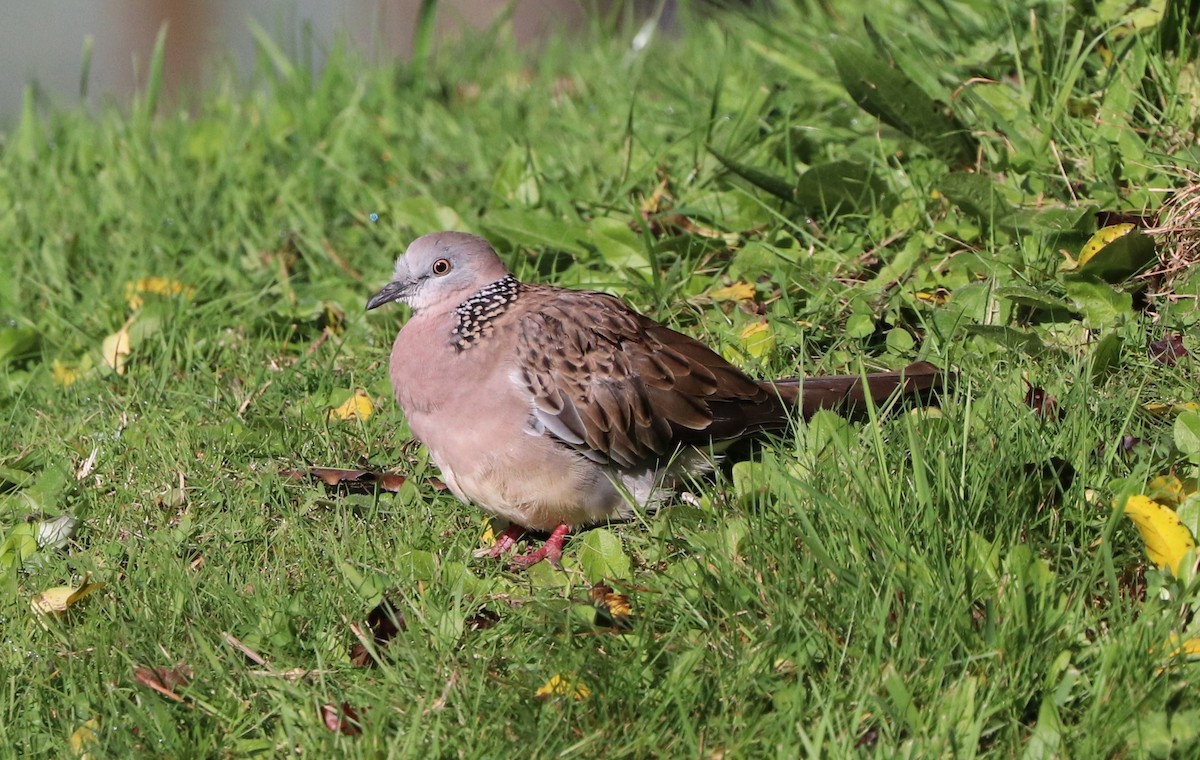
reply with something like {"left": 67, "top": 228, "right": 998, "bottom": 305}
{"left": 432, "top": 258, "right": 452, "bottom": 275}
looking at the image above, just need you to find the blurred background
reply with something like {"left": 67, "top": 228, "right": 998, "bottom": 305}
{"left": 0, "top": 0, "right": 599, "bottom": 121}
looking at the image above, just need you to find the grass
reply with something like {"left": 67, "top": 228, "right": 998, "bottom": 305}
{"left": 2, "top": 0, "right": 1200, "bottom": 756}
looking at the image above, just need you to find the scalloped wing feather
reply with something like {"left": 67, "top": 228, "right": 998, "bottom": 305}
{"left": 515, "top": 287, "right": 782, "bottom": 468}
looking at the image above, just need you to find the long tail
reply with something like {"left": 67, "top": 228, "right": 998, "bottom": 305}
{"left": 764, "top": 361, "right": 948, "bottom": 419}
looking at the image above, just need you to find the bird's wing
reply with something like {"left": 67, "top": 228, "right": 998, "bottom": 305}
{"left": 513, "top": 286, "right": 779, "bottom": 468}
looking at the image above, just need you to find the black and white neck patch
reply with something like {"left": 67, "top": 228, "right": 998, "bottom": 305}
{"left": 452, "top": 275, "right": 521, "bottom": 350}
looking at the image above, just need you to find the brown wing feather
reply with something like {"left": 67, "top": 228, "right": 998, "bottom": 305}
{"left": 515, "top": 286, "right": 788, "bottom": 468}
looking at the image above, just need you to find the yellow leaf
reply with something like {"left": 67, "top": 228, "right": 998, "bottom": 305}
{"left": 32, "top": 573, "right": 106, "bottom": 617}
{"left": 535, "top": 674, "right": 590, "bottom": 701}
{"left": 1142, "top": 401, "right": 1200, "bottom": 417}
{"left": 914, "top": 288, "right": 950, "bottom": 306}
{"left": 480, "top": 519, "right": 496, "bottom": 547}
{"left": 125, "top": 276, "right": 195, "bottom": 310}
{"left": 69, "top": 717, "right": 101, "bottom": 758}
{"left": 738, "top": 320, "right": 775, "bottom": 359}
{"left": 52, "top": 355, "right": 93, "bottom": 388}
{"left": 1167, "top": 635, "right": 1200, "bottom": 658}
{"left": 1121, "top": 495, "right": 1197, "bottom": 575}
{"left": 329, "top": 389, "right": 373, "bottom": 421}
{"left": 709, "top": 281, "right": 756, "bottom": 302}
{"left": 100, "top": 318, "right": 135, "bottom": 375}
{"left": 1147, "top": 475, "right": 1199, "bottom": 507}
{"left": 1077, "top": 223, "right": 1135, "bottom": 268}
{"left": 52, "top": 359, "right": 82, "bottom": 387}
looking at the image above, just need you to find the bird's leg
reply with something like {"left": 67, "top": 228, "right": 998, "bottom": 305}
{"left": 509, "top": 524, "right": 570, "bottom": 570}
{"left": 473, "top": 524, "right": 526, "bottom": 558}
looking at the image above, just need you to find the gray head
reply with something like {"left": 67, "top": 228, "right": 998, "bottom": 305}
{"left": 366, "top": 232, "right": 513, "bottom": 314}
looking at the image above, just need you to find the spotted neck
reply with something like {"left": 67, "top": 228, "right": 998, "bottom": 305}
{"left": 452, "top": 274, "right": 521, "bottom": 350}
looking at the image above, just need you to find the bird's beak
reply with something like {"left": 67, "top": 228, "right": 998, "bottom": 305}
{"left": 366, "top": 280, "right": 408, "bottom": 311}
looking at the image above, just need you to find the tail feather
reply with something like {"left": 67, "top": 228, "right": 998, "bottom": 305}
{"left": 765, "top": 361, "right": 947, "bottom": 419}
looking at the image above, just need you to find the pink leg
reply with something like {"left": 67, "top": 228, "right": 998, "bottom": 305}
{"left": 473, "top": 524, "right": 525, "bottom": 559}
{"left": 509, "top": 524, "right": 570, "bottom": 570}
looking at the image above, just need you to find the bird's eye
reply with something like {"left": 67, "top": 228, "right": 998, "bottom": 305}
{"left": 432, "top": 258, "right": 452, "bottom": 276}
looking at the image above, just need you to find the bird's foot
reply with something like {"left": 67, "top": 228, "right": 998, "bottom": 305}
{"left": 509, "top": 524, "right": 570, "bottom": 571}
{"left": 473, "top": 524, "right": 526, "bottom": 559}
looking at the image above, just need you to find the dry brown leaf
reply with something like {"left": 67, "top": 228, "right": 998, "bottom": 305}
{"left": 466, "top": 607, "right": 501, "bottom": 631}
{"left": 1150, "top": 334, "right": 1189, "bottom": 366}
{"left": 349, "top": 598, "right": 406, "bottom": 668}
{"left": 133, "top": 663, "right": 193, "bottom": 703}
{"left": 1023, "top": 381, "right": 1060, "bottom": 421}
{"left": 320, "top": 702, "right": 364, "bottom": 736}
{"left": 282, "top": 467, "right": 409, "bottom": 494}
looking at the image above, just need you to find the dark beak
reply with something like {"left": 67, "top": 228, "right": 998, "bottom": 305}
{"left": 366, "top": 281, "right": 407, "bottom": 311}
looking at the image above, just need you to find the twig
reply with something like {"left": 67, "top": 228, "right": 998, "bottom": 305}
{"left": 223, "top": 632, "right": 272, "bottom": 670}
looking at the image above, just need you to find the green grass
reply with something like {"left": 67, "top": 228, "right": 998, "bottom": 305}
{"left": 3, "top": 0, "right": 1200, "bottom": 756}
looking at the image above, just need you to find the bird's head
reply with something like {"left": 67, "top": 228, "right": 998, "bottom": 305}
{"left": 366, "top": 232, "right": 512, "bottom": 315}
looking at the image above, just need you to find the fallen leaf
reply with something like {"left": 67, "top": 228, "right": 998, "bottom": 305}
{"left": 635, "top": 174, "right": 742, "bottom": 244}
{"left": 479, "top": 518, "right": 496, "bottom": 547}
{"left": 1168, "top": 635, "right": 1200, "bottom": 657}
{"left": 52, "top": 359, "right": 84, "bottom": 387}
{"left": 590, "top": 582, "right": 633, "bottom": 631}
{"left": 1147, "top": 475, "right": 1198, "bottom": 507}
{"left": 133, "top": 663, "right": 193, "bottom": 703}
{"left": 320, "top": 702, "right": 364, "bottom": 736}
{"left": 35, "top": 514, "right": 78, "bottom": 551}
{"left": 1024, "top": 383, "right": 1060, "bottom": 421}
{"left": 709, "top": 281, "right": 756, "bottom": 302}
{"left": 535, "top": 674, "right": 590, "bottom": 701}
{"left": 1072, "top": 222, "right": 1157, "bottom": 281}
{"left": 1115, "top": 435, "right": 1143, "bottom": 454}
{"left": 1143, "top": 401, "right": 1200, "bottom": 417}
{"left": 31, "top": 573, "right": 106, "bottom": 617}
{"left": 467, "top": 607, "right": 501, "bottom": 631}
{"left": 69, "top": 717, "right": 101, "bottom": 758}
{"left": 914, "top": 288, "right": 951, "bottom": 306}
{"left": 125, "top": 276, "right": 195, "bottom": 310}
{"left": 855, "top": 724, "right": 881, "bottom": 749}
{"left": 1077, "top": 223, "right": 1137, "bottom": 268}
{"left": 349, "top": 598, "right": 406, "bottom": 668}
{"left": 100, "top": 317, "right": 135, "bottom": 375}
{"left": 281, "top": 467, "right": 408, "bottom": 494}
{"left": 1149, "top": 334, "right": 1188, "bottom": 366}
{"left": 328, "top": 389, "right": 373, "bottom": 422}
{"left": 1122, "top": 495, "right": 1196, "bottom": 575}
{"left": 737, "top": 320, "right": 775, "bottom": 359}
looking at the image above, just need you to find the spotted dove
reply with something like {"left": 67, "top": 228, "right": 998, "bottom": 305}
{"left": 367, "top": 232, "right": 944, "bottom": 568}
